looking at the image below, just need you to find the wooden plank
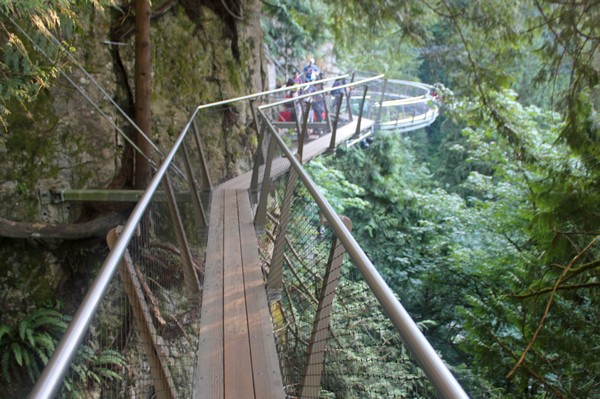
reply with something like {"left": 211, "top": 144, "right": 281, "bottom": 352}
{"left": 237, "top": 190, "right": 286, "bottom": 399}
{"left": 194, "top": 189, "right": 225, "bottom": 399}
{"left": 223, "top": 189, "right": 255, "bottom": 398}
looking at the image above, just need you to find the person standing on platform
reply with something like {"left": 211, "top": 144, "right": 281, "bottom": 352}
{"left": 303, "top": 58, "right": 320, "bottom": 83}
{"left": 292, "top": 70, "right": 302, "bottom": 85}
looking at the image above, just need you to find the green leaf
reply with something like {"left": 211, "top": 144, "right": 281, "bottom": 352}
{"left": 11, "top": 342, "right": 23, "bottom": 366}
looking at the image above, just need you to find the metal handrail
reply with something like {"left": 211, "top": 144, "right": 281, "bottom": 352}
{"left": 192, "top": 73, "right": 349, "bottom": 114}
{"left": 260, "top": 74, "right": 385, "bottom": 109}
{"left": 258, "top": 110, "right": 468, "bottom": 399}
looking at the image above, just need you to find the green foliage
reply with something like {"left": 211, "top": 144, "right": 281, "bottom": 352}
{"left": 0, "top": 304, "right": 69, "bottom": 385}
{"left": 305, "top": 158, "right": 368, "bottom": 214}
{"left": 441, "top": 89, "right": 600, "bottom": 397}
{"left": 261, "top": 0, "right": 330, "bottom": 77}
{"left": 314, "top": 82, "right": 600, "bottom": 396}
{"left": 0, "top": 0, "right": 114, "bottom": 128}
{"left": 63, "top": 345, "right": 125, "bottom": 398}
{"left": 0, "top": 301, "right": 125, "bottom": 396}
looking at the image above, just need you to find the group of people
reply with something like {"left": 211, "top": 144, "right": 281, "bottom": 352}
{"left": 278, "top": 58, "right": 346, "bottom": 128}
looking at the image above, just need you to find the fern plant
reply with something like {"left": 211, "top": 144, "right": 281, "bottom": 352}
{"left": 62, "top": 345, "right": 126, "bottom": 398}
{"left": 0, "top": 306, "right": 69, "bottom": 385}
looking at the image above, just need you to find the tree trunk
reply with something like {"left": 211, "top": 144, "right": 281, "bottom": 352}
{"left": 135, "top": 0, "right": 153, "bottom": 189}
{"left": 0, "top": 213, "right": 125, "bottom": 239}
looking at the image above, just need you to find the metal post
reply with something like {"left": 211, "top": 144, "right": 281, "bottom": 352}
{"left": 192, "top": 118, "right": 213, "bottom": 191}
{"left": 181, "top": 141, "right": 207, "bottom": 228}
{"left": 323, "top": 91, "right": 333, "bottom": 134}
{"left": 329, "top": 92, "right": 344, "bottom": 151}
{"left": 162, "top": 174, "right": 201, "bottom": 304}
{"left": 298, "top": 100, "right": 312, "bottom": 162}
{"left": 250, "top": 122, "right": 267, "bottom": 203}
{"left": 376, "top": 78, "right": 388, "bottom": 133}
{"left": 355, "top": 85, "right": 369, "bottom": 136}
{"left": 254, "top": 128, "right": 277, "bottom": 230}
{"left": 249, "top": 98, "right": 261, "bottom": 136}
{"left": 346, "top": 72, "right": 355, "bottom": 121}
{"left": 299, "top": 217, "right": 352, "bottom": 399}
{"left": 267, "top": 169, "right": 298, "bottom": 292}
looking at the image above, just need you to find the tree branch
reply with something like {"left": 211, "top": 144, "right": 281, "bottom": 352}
{"left": 0, "top": 212, "right": 126, "bottom": 239}
{"left": 490, "top": 332, "right": 568, "bottom": 399}
{"left": 506, "top": 236, "right": 599, "bottom": 379}
{"left": 511, "top": 281, "right": 600, "bottom": 300}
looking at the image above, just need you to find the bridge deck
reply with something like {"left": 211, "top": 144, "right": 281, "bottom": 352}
{"left": 194, "top": 118, "right": 374, "bottom": 397}
{"left": 194, "top": 189, "right": 285, "bottom": 399}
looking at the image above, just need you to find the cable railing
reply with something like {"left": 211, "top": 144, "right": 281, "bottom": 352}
{"left": 253, "top": 97, "right": 467, "bottom": 398}
{"left": 28, "top": 74, "right": 455, "bottom": 398}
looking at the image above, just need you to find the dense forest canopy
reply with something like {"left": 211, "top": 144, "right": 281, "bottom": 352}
{"left": 1, "top": 0, "right": 599, "bottom": 397}
{"left": 265, "top": 0, "right": 600, "bottom": 397}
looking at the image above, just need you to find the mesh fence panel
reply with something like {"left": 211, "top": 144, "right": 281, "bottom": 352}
{"left": 259, "top": 171, "right": 438, "bottom": 399}
{"left": 55, "top": 148, "right": 205, "bottom": 398}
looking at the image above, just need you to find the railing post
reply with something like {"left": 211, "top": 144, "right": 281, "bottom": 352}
{"left": 323, "top": 91, "right": 333, "bottom": 134}
{"left": 297, "top": 100, "right": 312, "bottom": 161}
{"left": 329, "top": 92, "right": 344, "bottom": 151}
{"left": 249, "top": 98, "right": 261, "bottom": 136}
{"left": 192, "top": 118, "right": 213, "bottom": 191}
{"left": 354, "top": 85, "right": 369, "bottom": 136}
{"left": 161, "top": 174, "right": 201, "bottom": 305}
{"left": 181, "top": 141, "right": 207, "bottom": 229}
{"left": 107, "top": 228, "right": 177, "bottom": 399}
{"left": 250, "top": 122, "right": 267, "bottom": 204}
{"left": 254, "top": 124, "right": 277, "bottom": 231}
{"left": 375, "top": 78, "right": 388, "bottom": 133}
{"left": 300, "top": 216, "right": 352, "bottom": 399}
{"left": 267, "top": 169, "right": 298, "bottom": 293}
{"left": 346, "top": 72, "right": 355, "bottom": 121}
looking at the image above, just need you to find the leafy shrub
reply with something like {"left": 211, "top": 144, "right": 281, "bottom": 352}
{"left": 0, "top": 306, "right": 69, "bottom": 385}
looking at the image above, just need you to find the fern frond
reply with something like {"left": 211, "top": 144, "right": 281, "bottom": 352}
{"left": 11, "top": 342, "right": 23, "bottom": 366}
{"left": 18, "top": 317, "right": 30, "bottom": 342}
{"left": 95, "top": 349, "right": 126, "bottom": 367}
{"left": 28, "top": 309, "right": 68, "bottom": 333}
{"left": 33, "top": 333, "right": 56, "bottom": 354}
{"left": 97, "top": 368, "right": 123, "bottom": 382}
{"left": 25, "top": 350, "right": 40, "bottom": 383}
{"left": 0, "top": 325, "right": 12, "bottom": 344}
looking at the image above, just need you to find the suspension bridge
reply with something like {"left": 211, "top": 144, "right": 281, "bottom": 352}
{"left": 29, "top": 73, "right": 468, "bottom": 398}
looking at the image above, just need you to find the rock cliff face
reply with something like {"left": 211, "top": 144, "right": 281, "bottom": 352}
{"left": 0, "top": 0, "right": 266, "bottom": 312}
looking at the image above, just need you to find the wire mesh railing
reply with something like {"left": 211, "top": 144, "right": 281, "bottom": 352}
{"left": 254, "top": 97, "right": 467, "bottom": 398}
{"left": 56, "top": 189, "right": 204, "bottom": 398}
{"left": 29, "top": 112, "right": 208, "bottom": 398}
{"left": 259, "top": 172, "right": 439, "bottom": 398}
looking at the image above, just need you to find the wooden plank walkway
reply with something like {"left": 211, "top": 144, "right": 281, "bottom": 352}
{"left": 194, "top": 189, "right": 285, "bottom": 399}
{"left": 194, "top": 117, "right": 374, "bottom": 397}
